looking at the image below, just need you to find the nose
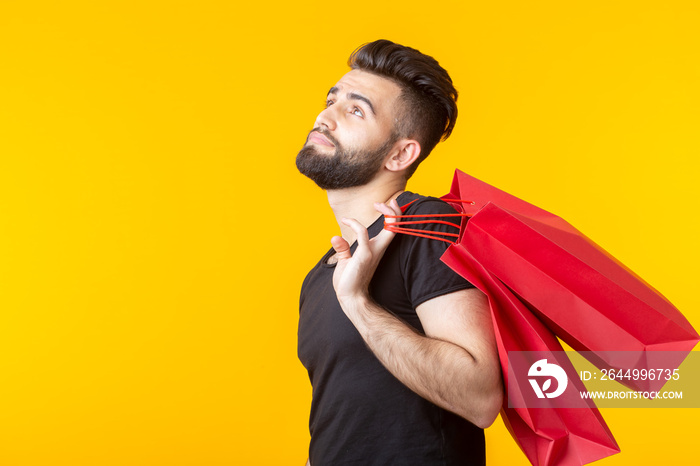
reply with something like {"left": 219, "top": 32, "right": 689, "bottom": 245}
{"left": 314, "top": 105, "right": 337, "bottom": 132}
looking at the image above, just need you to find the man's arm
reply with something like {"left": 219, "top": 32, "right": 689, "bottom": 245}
{"left": 330, "top": 201, "right": 503, "bottom": 428}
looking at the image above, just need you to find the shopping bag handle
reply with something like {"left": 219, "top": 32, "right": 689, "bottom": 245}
{"left": 383, "top": 199, "right": 474, "bottom": 244}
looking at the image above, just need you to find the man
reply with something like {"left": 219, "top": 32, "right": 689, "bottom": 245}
{"left": 296, "top": 40, "right": 503, "bottom": 465}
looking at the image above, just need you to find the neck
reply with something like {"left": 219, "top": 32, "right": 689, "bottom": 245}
{"left": 326, "top": 177, "right": 407, "bottom": 245}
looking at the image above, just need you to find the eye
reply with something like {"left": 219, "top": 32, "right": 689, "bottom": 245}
{"left": 351, "top": 107, "right": 364, "bottom": 117}
{"left": 325, "top": 99, "right": 334, "bottom": 108}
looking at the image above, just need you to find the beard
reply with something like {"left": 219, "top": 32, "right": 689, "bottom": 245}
{"left": 296, "top": 128, "right": 396, "bottom": 190}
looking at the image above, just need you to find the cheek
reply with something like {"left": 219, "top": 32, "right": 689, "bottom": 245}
{"left": 350, "top": 122, "right": 382, "bottom": 142}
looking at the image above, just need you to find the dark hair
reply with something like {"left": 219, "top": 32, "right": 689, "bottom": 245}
{"left": 348, "top": 39, "right": 458, "bottom": 178}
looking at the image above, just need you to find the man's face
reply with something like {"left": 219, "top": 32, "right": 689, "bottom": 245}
{"left": 296, "top": 69, "right": 402, "bottom": 190}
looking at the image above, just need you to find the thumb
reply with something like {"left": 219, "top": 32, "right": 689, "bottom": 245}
{"left": 330, "top": 236, "right": 352, "bottom": 260}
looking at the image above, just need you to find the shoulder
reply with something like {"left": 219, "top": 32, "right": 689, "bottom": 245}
{"left": 389, "top": 191, "right": 474, "bottom": 307}
{"left": 398, "top": 191, "right": 459, "bottom": 216}
{"left": 392, "top": 191, "right": 464, "bottom": 251}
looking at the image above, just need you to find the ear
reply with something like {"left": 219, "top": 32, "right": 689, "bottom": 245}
{"left": 384, "top": 139, "right": 421, "bottom": 173}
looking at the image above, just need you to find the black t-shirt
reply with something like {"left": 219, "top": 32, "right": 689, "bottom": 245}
{"left": 298, "top": 192, "right": 485, "bottom": 466}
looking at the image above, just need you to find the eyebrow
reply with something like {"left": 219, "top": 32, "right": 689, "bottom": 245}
{"left": 327, "top": 86, "right": 376, "bottom": 116}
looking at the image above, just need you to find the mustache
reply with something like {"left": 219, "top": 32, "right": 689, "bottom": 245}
{"left": 307, "top": 127, "right": 340, "bottom": 147}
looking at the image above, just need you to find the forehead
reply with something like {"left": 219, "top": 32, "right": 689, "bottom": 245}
{"left": 331, "top": 69, "right": 402, "bottom": 113}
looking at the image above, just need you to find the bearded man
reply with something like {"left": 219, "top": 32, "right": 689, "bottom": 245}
{"left": 296, "top": 40, "right": 503, "bottom": 466}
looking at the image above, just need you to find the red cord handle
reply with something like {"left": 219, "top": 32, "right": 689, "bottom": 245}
{"left": 385, "top": 199, "right": 476, "bottom": 244}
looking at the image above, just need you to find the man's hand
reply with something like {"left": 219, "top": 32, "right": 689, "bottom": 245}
{"left": 330, "top": 199, "right": 401, "bottom": 304}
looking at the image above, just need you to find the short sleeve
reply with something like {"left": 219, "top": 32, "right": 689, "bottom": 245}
{"left": 398, "top": 196, "right": 474, "bottom": 308}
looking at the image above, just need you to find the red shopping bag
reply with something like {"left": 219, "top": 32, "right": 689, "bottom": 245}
{"left": 385, "top": 169, "right": 699, "bottom": 465}
{"left": 441, "top": 244, "right": 620, "bottom": 466}
{"left": 444, "top": 170, "right": 699, "bottom": 392}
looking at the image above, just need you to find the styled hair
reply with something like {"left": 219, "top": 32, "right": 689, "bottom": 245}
{"left": 348, "top": 39, "right": 458, "bottom": 178}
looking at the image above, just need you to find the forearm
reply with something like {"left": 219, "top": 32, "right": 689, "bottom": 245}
{"left": 340, "top": 295, "right": 502, "bottom": 428}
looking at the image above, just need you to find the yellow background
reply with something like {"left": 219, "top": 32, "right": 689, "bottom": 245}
{"left": 1, "top": 1, "right": 698, "bottom": 464}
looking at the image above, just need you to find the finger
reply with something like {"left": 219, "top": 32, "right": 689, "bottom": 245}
{"left": 365, "top": 205, "right": 398, "bottom": 252}
{"left": 374, "top": 201, "right": 402, "bottom": 226}
{"left": 330, "top": 235, "right": 352, "bottom": 260}
{"left": 341, "top": 217, "right": 370, "bottom": 247}
{"left": 389, "top": 198, "right": 401, "bottom": 215}
{"left": 372, "top": 227, "right": 398, "bottom": 252}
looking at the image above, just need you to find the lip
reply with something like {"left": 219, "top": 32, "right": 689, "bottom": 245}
{"left": 308, "top": 132, "right": 335, "bottom": 147}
